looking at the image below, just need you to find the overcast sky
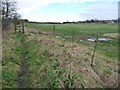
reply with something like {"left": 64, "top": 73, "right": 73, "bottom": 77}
{"left": 17, "top": 0, "right": 119, "bottom": 22}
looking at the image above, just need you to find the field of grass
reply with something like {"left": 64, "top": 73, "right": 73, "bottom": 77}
{"left": 2, "top": 22, "right": 118, "bottom": 88}
{"left": 25, "top": 23, "right": 118, "bottom": 36}
{"left": 25, "top": 22, "right": 118, "bottom": 59}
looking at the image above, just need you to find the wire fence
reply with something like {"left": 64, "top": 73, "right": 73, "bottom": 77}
{"left": 9, "top": 23, "right": 118, "bottom": 88}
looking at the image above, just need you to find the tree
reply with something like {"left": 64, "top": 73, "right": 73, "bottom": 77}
{"left": 90, "top": 19, "right": 94, "bottom": 23}
{"left": 1, "top": 0, "right": 19, "bottom": 30}
{"left": 2, "top": 0, "right": 17, "bottom": 19}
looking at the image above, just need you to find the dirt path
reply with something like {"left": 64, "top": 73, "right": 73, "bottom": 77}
{"left": 17, "top": 34, "right": 31, "bottom": 88}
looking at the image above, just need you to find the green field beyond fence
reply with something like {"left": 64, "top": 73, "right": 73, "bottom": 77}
{"left": 25, "top": 23, "right": 118, "bottom": 35}
{"left": 25, "top": 22, "right": 118, "bottom": 59}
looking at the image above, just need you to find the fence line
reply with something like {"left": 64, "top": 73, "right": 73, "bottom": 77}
{"left": 27, "top": 24, "right": 101, "bottom": 68}
{"left": 13, "top": 17, "right": 25, "bottom": 34}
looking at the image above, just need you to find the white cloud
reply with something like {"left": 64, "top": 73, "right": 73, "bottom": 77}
{"left": 17, "top": 0, "right": 97, "bottom": 15}
{"left": 15, "top": 0, "right": 119, "bottom": 22}
{"left": 79, "top": 2, "right": 118, "bottom": 20}
{"left": 23, "top": 14, "right": 81, "bottom": 22}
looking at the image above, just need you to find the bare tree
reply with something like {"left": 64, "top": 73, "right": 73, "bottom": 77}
{"left": 1, "top": 0, "right": 19, "bottom": 30}
{"left": 2, "top": 0, "right": 17, "bottom": 19}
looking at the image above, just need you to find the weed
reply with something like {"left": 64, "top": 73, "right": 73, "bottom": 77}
{"left": 103, "top": 68, "right": 112, "bottom": 76}
{"left": 2, "top": 70, "right": 17, "bottom": 88}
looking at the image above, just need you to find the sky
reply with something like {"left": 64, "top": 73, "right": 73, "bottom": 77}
{"left": 17, "top": 0, "right": 119, "bottom": 22}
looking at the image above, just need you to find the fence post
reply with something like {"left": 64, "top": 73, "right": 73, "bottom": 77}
{"left": 72, "top": 30, "right": 75, "bottom": 43}
{"left": 53, "top": 25, "right": 55, "bottom": 36}
{"left": 22, "top": 21, "right": 24, "bottom": 34}
{"left": 91, "top": 34, "right": 99, "bottom": 67}
{"left": 13, "top": 16, "right": 17, "bottom": 33}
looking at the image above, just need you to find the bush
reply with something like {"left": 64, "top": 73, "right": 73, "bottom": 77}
{"left": 2, "top": 18, "right": 12, "bottom": 31}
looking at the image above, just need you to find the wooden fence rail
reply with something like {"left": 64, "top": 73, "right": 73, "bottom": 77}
{"left": 13, "top": 17, "right": 24, "bottom": 34}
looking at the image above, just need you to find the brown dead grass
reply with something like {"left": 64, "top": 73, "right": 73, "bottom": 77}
{"left": 9, "top": 28, "right": 118, "bottom": 88}
{"left": 103, "top": 33, "right": 118, "bottom": 38}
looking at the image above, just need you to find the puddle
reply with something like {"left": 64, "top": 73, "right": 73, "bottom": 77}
{"left": 56, "top": 35, "right": 112, "bottom": 42}
{"left": 64, "top": 35, "right": 72, "bottom": 38}
{"left": 87, "top": 38, "right": 112, "bottom": 42}
{"left": 56, "top": 36, "right": 65, "bottom": 40}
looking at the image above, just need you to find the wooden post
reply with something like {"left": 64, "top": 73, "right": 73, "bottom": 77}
{"left": 53, "top": 25, "right": 55, "bottom": 36}
{"left": 91, "top": 34, "right": 99, "bottom": 67}
{"left": 72, "top": 30, "right": 75, "bottom": 43}
{"left": 22, "top": 21, "right": 24, "bottom": 34}
{"left": 13, "top": 16, "right": 17, "bottom": 33}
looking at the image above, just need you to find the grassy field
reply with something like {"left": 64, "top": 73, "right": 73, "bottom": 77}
{"left": 25, "top": 23, "right": 118, "bottom": 35}
{"left": 25, "top": 23, "right": 118, "bottom": 59}
{"left": 2, "top": 22, "right": 118, "bottom": 88}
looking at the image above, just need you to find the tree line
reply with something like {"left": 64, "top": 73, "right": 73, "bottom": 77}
{"left": 63, "top": 19, "right": 117, "bottom": 24}
{"left": 1, "top": 0, "right": 20, "bottom": 30}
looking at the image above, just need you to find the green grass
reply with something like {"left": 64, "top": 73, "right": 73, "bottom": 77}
{"left": 97, "top": 39, "right": 118, "bottom": 59}
{"left": 25, "top": 22, "right": 118, "bottom": 87}
{"left": 2, "top": 22, "right": 118, "bottom": 88}
{"left": 2, "top": 33, "right": 22, "bottom": 88}
{"left": 2, "top": 70, "right": 17, "bottom": 88}
{"left": 25, "top": 23, "right": 118, "bottom": 36}
{"left": 25, "top": 40, "right": 61, "bottom": 88}
{"left": 25, "top": 22, "right": 118, "bottom": 61}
